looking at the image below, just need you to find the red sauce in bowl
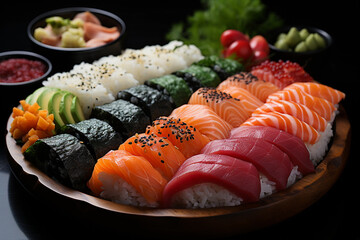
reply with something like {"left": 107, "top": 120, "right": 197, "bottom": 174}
{"left": 0, "top": 58, "right": 46, "bottom": 83}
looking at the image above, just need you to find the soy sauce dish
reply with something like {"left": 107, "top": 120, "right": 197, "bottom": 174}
{"left": 27, "top": 7, "right": 126, "bottom": 71}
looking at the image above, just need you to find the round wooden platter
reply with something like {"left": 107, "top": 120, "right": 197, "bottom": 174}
{"left": 5, "top": 106, "right": 351, "bottom": 238}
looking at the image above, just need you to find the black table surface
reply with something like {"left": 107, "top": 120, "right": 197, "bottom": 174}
{"left": 0, "top": 1, "right": 359, "bottom": 239}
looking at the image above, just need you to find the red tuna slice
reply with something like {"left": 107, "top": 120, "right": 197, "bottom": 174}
{"left": 201, "top": 137, "right": 293, "bottom": 190}
{"left": 230, "top": 126, "right": 314, "bottom": 175}
{"left": 162, "top": 154, "right": 261, "bottom": 208}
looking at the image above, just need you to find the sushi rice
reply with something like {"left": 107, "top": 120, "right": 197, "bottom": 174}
{"left": 43, "top": 41, "right": 203, "bottom": 117}
{"left": 171, "top": 183, "right": 243, "bottom": 209}
{"left": 307, "top": 123, "right": 333, "bottom": 165}
{"left": 99, "top": 172, "right": 158, "bottom": 208}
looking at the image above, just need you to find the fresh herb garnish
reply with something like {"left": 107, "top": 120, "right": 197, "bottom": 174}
{"left": 166, "top": 0, "right": 283, "bottom": 56}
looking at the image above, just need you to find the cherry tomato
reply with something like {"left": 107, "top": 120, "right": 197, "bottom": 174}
{"left": 253, "top": 50, "right": 268, "bottom": 61}
{"left": 225, "top": 40, "right": 253, "bottom": 61}
{"left": 220, "top": 30, "right": 249, "bottom": 48}
{"left": 249, "top": 35, "right": 269, "bottom": 54}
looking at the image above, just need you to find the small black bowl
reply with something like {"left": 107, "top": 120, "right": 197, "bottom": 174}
{"left": 27, "top": 7, "right": 126, "bottom": 72}
{"left": 267, "top": 26, "right": 333, "bottom": 67}
{"left": 0, "top": 51, "right": 52, "bottom": 113}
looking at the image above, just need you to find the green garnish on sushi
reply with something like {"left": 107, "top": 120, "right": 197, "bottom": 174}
{"left": 145, "top": 75, "right": 192, "bottom": 107}
{"left": 175, "top": 65, "right": 221, "bottom": 90}
{"left": 194, "top": 55, "right": 243, "bottom": 80}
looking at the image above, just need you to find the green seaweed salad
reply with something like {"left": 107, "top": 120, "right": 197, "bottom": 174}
{"left": 166, "top": 0, "right": 283, "bottom": 56}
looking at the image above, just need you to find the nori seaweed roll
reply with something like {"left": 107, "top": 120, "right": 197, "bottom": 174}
{"left": 145, "top": 75, "right": 192, "bottom": 107}
{"left": 174, "top": 65, "right": 221, "bottom": 91}
{"left": 91, "top": 99, "right": 150, "bottom": 139}
{"left": 60, "top": 118, "right": 123, "bottom": 159}
{"left": 24, "top": 134, "right": 95, "bottom": 191}
{"left": 194, "top": 55, "right": 243, "bottom": 80}
{"left": 117, "top": 85, "right": 174, "bottom": 121}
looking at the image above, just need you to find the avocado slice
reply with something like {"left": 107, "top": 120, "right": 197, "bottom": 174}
{"left": 59, "top": 92, "right": 76, "bottom": 124}
{"left": 48, "top": 91, "right": 66, "bottom": 129}
{"left": 26, "top": 87, "right": 48, "bottom": 105}
{"left": 36, "top": 87, "right": 59, "bottom": 110}
{"left": 71, "top": 96, "right": 85, "bottom": 123}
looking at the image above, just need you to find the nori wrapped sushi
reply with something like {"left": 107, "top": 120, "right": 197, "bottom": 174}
{"left": 24, "top": 133, "right": 95, "bottom": 191}
{"left": 194, "top": 55, "right": 243, "bottom": 80}
{"left": 117, "top": 85, "right": 174, "bottom": 121}
{"left": 174, "top": 65, "right": 221, "bottom": 91}
{"left": 91, "top": 99, "right": 150, "bottom": 139}
{"left": 60, "top": 118, "right": 123, "bottom": 159}
{"left": 145, "top": 75, "right": 192, "bottom": 107}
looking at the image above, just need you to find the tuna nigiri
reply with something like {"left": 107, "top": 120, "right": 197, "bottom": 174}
{"left": 145, "top": 117, "right": 210, "bottom": 159}
{"left": 230, "top": 126, "right": 314, "bottom": 174}
{"left": 87, "top": 150, "right": 167, "bottom": 207}
{"left": 283, "top": 82, "right": 345, "bottom": 104}
{"left": 267, "top": 88, "right": 337, "bottom": 121}
{"left": 217, "top": 72, "right": 279, "bottom": 102}
{"left": 162, "top": 154, "right": 261, "bottom": 208}
{"left": 170, "top": 104, "right": 233, "bottom": 141}
{"left": 119, "top": 133, "right": 186, "bottom": 180}
{"left": 188, "top": 87, "right": 249, "bottom": 127}
{"left": 242, "top": 111, "right": 320, "bottom": 144}
{"left": 253, "top": 99, "right": 328, "bottom": 132}
{"left": 219, "top": 86, "right": 263, "bottom": 116}
{"left": 201, "top": 137, "right": 295, "bottom": 190}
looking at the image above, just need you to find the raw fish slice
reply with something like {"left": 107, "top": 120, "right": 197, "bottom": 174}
{"left": 119, "top": 133, "right": 186, "bottom": 180}
{"left": 201, "top": 137, "right": 293, "bottom": 190}
{"left": 217, "top": 72, "right": 279, "bottom": 102}
{"left": 284, "top": 82, "right": 345, "bottom": 104}
{"left": 230, "top": 126, "right": 314, "bottom": 174}
{"left": 145, "top": 117, "right": 210, "bottom": 159}
{"left": 87, "top": 150, "right": 167, "bottom": 205}
{"left": 267, "top": 88, "right": 336, "bottom": 121}
{"left": 253, "top": 99, "right": 328, "bottom": 132}
{"left": 170, "top": 104, "right": 233, "bottom": 141}
{"left": 220, "top": 86, "right": 263, "bottom": 116}
{"left": 74, "top": 11, "right": 101, "bottom": 25}
{"left": 188, "top": 87, "right": 249, "bottom": 127}
{"left": 242, "top": 112, "right": 320, "bottom": 144}
{"left": 162, "top": 154, "right": 261, "bottom": 208}
{"left": 83, "top": 22, "right": 120, "bottom": 43}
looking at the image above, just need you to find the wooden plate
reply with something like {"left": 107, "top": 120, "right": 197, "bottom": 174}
{"left": 5, "top": 106, "right": 351, "bottom": 238}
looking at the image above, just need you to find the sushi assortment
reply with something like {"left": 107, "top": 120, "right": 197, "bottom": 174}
{"left": 13, "top": 40, "right": 346, "bottom": 209}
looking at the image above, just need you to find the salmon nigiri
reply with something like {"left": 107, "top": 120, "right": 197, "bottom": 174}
{"left": 145, "top": 117, "right": 210, "bottom": 159}
{"left": 253, "top": 99, "right": 328, "bottom": 132}
{"left": 267, "top": 88, "right": 336, "bottom": 121}
{"left": 119, "top": 133, "right": 186, "bottom": 180}
{"left": 188, "top": 87, "right": 249, "bottom": 127}
{"left": 170, "top": 104, "right": 233, "bottom": 141}
{"left": 87, "top": 150, "right": 167, "bottom": 207}
{"left": 220, "top": 86, "right": 263, "bottom": 116}
{"left": 217, "top": 72, "right": 279, "bottom": 102}
{"left": 242, "top": 111, "right": 320, "bottom": 144}
{"left": 283, "top": 82, "right": 345, "bottom": 104}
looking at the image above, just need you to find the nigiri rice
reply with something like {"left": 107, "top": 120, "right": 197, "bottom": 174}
{"left": 99, "top": 172, "right": 158, "bottom": 208}
{"left": 171, "top": 183, "right": 243, "bottom": 209}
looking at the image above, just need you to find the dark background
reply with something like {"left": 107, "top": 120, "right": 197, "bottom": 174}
{"left": 0, "top": 1, "right": 359, "bottom": 239}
